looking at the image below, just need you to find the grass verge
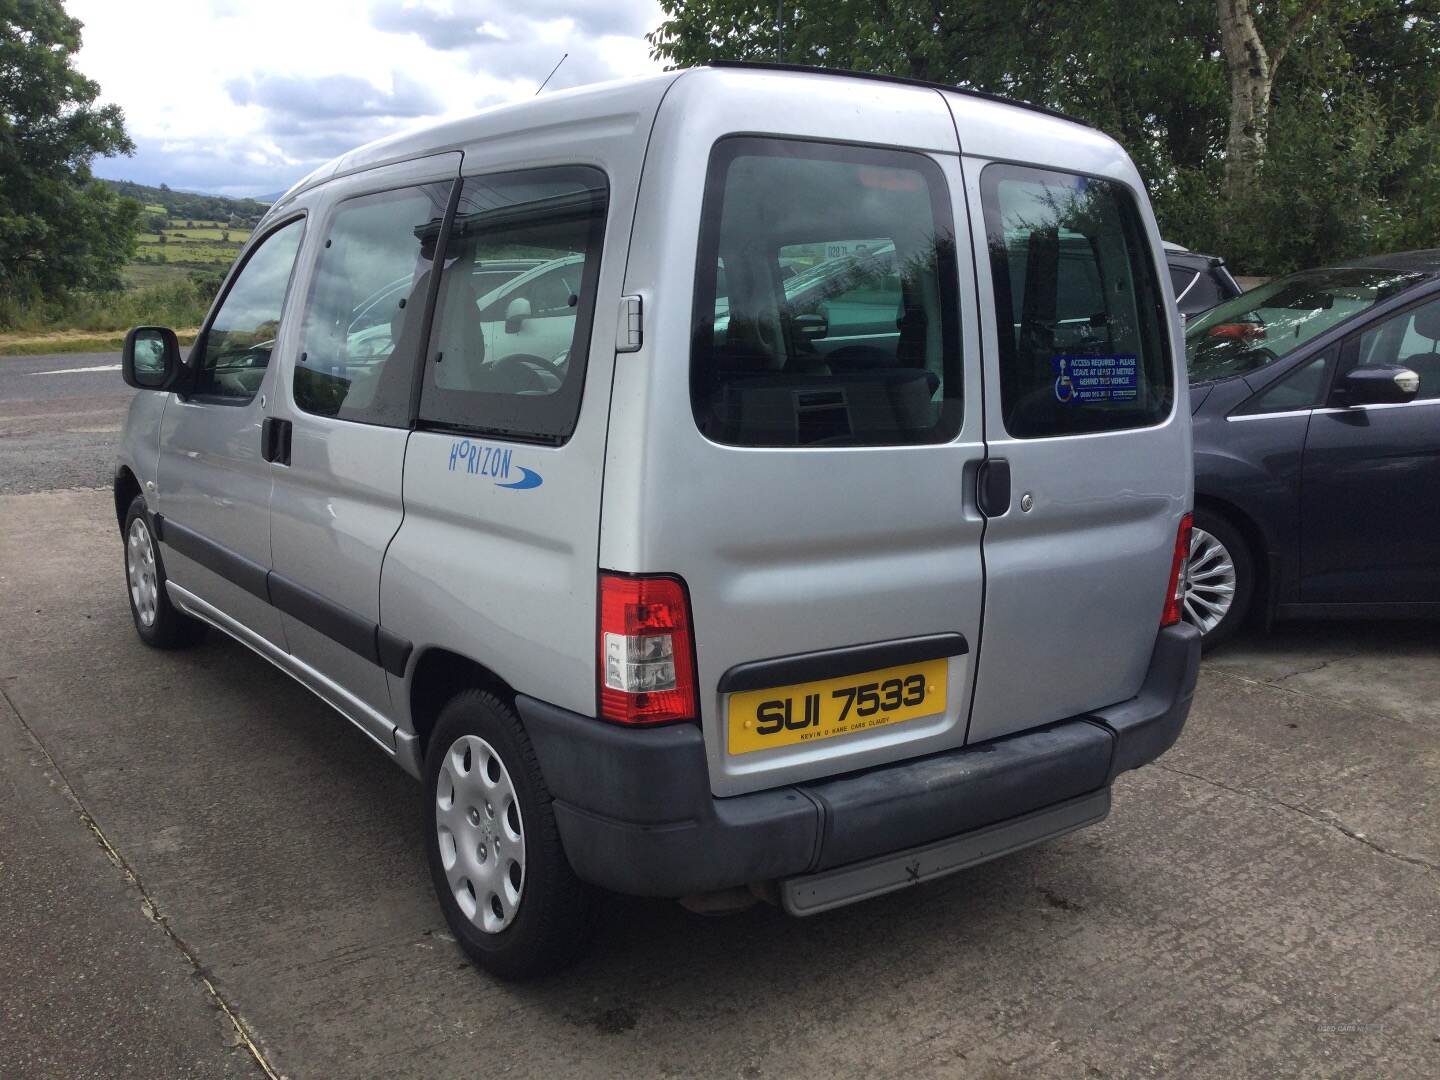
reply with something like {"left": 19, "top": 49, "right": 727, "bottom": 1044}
{"left": 0, "top": 329, "right": 199, "bottom": 357}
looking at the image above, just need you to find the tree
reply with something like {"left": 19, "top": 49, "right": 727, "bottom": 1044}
{"left": 649, "top": 0, "right": 1440, "bottom": 274}
{"left": 0, "top": 0, "right": 139, "bottom": 317}
{"left": 1215, "top": 0, "right": 1328, "bottom": 199}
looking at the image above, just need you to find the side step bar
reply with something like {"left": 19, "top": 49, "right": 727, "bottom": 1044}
{"left": 779, "top": 788, "right": 1111, "bottom": 916}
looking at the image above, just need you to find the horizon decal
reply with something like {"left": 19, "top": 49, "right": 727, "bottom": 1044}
{"left": 447, "top": 439, "right": 543, "bottom": 491}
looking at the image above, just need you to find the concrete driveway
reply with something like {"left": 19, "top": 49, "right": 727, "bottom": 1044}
{"left": 1, "top": 357, "right": 1436, "bottom": 1078}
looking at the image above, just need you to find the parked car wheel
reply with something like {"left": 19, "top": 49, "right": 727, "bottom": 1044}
{"left": 1185, "top": 509, "right": 1253, "bottom": 650}
{"left": 423, "top": 689, "right": 597, "bottom": 980}
{"left": 122, "top": 496, "right": 205, "bottom": 649}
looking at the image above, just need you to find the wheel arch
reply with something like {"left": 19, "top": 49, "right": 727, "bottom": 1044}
{"left": 407, "top": 647, "right": 518, "bottom": 762}
{"left": 113, "top": 466, "right": 142, "bottom": 533}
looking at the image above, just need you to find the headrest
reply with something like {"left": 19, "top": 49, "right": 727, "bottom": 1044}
{"left": 1412, "top": 301, "right": 1440, "bottom": 342}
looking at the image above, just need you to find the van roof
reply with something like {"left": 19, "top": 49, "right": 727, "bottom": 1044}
{"left": 268, "top": 64, "right": 1096, "bottom": 213}
{"left": 705, "top": 60, "right": 1086, "bottom": 125}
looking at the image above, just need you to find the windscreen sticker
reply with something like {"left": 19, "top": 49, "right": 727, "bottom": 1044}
{"left": 1052, "top": 355, "right": 1139, "bottom": 404}
{"left": 447, "top": 439, "right": 543, "bottom": 490}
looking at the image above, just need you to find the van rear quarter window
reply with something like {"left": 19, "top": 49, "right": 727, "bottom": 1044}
{"left": 691, "top": 137, "right": 963, "bottom": 448}
{"left": 981, "top": 164, "right": 1173, "bottom": 438}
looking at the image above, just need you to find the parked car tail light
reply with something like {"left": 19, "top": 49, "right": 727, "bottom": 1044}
{"left": 598, "top": 572, "right": 698, "bottom": 725}
{"left": 1162, "top": 513, "right": 1194, "bottom": 627}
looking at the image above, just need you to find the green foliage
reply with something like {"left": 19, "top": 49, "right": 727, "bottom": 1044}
{"left": 650, "top": 0, "right": 1440, "bottom": 275}
{"left": 0, "top": 274, "right": 213, "bottom": 335}
{"left": 0, "top": 0, "right": 140, "bottom": 321}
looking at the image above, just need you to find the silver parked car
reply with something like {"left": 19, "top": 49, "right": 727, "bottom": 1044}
{"left": 115, "top": 62, "right": 1199, "bottom": 979}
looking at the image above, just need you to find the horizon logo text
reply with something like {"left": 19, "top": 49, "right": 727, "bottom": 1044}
{"left": 448, "top": 439, "right": 543, "bottom": 490}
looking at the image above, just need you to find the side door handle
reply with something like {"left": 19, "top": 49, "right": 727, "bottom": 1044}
{"left": 261, "top": 417, "right": 293, "bottom": 466}
{"left": 976, "top": 458, "right": 1011, "bottom": 517}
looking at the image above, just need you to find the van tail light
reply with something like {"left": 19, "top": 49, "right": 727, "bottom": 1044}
{"left": 598, "top": 572, "right": 698, "bottom": 726}
{"left": 1162, "top": 513, "right": 1194, "bottom": 627}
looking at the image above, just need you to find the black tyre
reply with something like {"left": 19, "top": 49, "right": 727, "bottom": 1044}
{"left": 1185, "top": 508, "right": 1254, "bottom": 651}
{"left": 423, "top": 690, "right": 597, "bottom": 980}
{"left": 122, "top": 495, "right": 205, "bottom": 649}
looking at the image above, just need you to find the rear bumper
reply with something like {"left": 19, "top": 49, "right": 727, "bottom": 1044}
{"left": 520, "top": 622, "right": 1200, "bottom": 899}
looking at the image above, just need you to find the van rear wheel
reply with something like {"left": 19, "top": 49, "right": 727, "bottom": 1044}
{"left": 422, "top": 689, "right": 597, "bottom": 980}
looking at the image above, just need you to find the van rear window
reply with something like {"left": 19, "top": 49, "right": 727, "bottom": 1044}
{"left": 981, "top": 164, "right": 1173, "bottom": 438}
{"left": 691, "top": 137, "right": 963, "bottom": 447}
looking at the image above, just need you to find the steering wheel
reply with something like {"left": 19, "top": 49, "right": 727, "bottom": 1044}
{"left": 491, "top": 352, "right": 563, "bottom": 394}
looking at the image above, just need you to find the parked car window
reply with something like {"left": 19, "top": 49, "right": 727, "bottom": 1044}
{"left": 418, "top": 166, "right": 607, "bottom": 443}
{"left": 981, "top": 164, "right": 1173, "bottom": 438}
{"left": 1185, "top": 267, "right": 1424, "bottom": 384}
{"left": 1169, "top": 266, "right": 1197, "bottom": 299}
{"left": 1183, "top": 269, "right": 1226, "bottom": 313}
{"left": 692, "top": 137, "right": 963, "bottom": 447}
{"left": 190, "top": 218, "right": 305, "bottom": 403}
{"left": 1236, "top": 354, "right": 1330, "bottom": 414}
{"left": 294, "top": 183, "right": 451, "bottom": 426}
{"left": 1351, "top": 294, "right": 1440, "bottom": 401}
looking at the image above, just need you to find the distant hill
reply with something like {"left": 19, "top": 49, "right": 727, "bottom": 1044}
{"left": 99, "top": 179, "right": 270, "bottom": 226}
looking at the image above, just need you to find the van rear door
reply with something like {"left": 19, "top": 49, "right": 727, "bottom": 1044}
{"left": 605, "top": 71, "right": 986, "bottom": 798}
{"left": 950, "top": 111, "right": 1190, "bottom": 743}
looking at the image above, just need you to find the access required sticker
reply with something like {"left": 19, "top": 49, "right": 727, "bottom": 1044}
{"left": 1053, "top": 355, "right": 1139, "bottom": 404}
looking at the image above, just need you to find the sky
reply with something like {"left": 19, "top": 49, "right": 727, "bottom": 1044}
{"left": 70, "top": 0, "right": 667, "bottom": 198}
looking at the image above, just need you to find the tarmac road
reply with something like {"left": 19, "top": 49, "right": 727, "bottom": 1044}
{"left": 0, "top": 352, "right": 131, "bottom": 495}
{"left": 1, "top": 358, "right": 1437, "bottom": 1078}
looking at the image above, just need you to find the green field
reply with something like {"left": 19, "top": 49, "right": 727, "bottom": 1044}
{"left": 1, "top": 212, "right": 254, "bottom": 355}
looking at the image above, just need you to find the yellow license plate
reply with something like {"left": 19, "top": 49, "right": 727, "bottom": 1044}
{"left": 727, "top": 658, "right": 948, "bottom": 755}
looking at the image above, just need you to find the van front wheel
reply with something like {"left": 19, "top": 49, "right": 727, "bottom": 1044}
{"left": 422, "top": 690, "right": 597, "bottom": 980}
{"left": 122, "top": 496, "right": 204, "bottom": 649}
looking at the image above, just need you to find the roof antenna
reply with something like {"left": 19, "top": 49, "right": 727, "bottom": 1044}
{"left": 776, "top": 2, "right": 784, "bottom": 62}
{"left": 536, "top": 53, "right": 567, "bottom": 95}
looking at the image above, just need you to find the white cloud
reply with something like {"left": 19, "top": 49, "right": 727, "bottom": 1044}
{"left": 69, "top": 0, "right": 664, "bottom": 197}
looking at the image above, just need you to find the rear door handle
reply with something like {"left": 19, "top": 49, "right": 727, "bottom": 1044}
{"left": 976, "top": 458, "right": 1011, "bottom": 517}
{"left": 261, "top": 417, "right": 293, "bottom": 466}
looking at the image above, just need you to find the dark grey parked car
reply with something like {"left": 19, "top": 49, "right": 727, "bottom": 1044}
{"left": 1165, "top": 242, "right": 1242, "bottom": 319}
{"left": 1184, "top": 250, "right": 1440, "bottom": 647}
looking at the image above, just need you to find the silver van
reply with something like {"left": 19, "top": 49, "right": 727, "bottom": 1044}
{"left": 115, "top": 63, "right": 1199, "bottom": 979}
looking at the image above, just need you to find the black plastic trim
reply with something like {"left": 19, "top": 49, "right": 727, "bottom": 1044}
{"left": 376, "top": 625, "right": 414, "bottom": 678}
{"left": 716, "top": 632, "right": 969, "bottom": 694}
{"left": 267, "top": 573, "right": 377, "bottom": 663}
{"left": 157, "top": 516, "right": 270, "bottom": 601}
{"left": 154, "top": 516, "right": 414, "bottom": 674}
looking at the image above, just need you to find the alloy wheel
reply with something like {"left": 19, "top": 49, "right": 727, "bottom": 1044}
{"left": 1184, "top": 526, "right": 1237, "bottom": 634}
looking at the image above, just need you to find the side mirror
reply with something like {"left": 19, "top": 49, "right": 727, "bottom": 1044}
{"left": 504, "top": 297, "right": 532, "bottom": 334}
{"left": 794, "top": 313, "right": 829, "bottom": 340}
{"left": 1338, "top": 365, "right": 1420, "bottom": 407}
{"left": 122, "top": 326, "right": 181, "bottom": 391}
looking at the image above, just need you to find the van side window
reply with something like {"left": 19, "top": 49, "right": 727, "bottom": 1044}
{"left": 190, "top": 218, "right": 305, "bottom": 404}
{"left": 293, "top": 183, "right": 451, "bottom": 426}
{"left": 418, "top": 166, "right": 608, "bottom": 443}
{"left": 692, "top": 137, "right": 963, "bottom": 448}
{"left": 981, "top": 164, "right": 1173, "bottom": 438}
